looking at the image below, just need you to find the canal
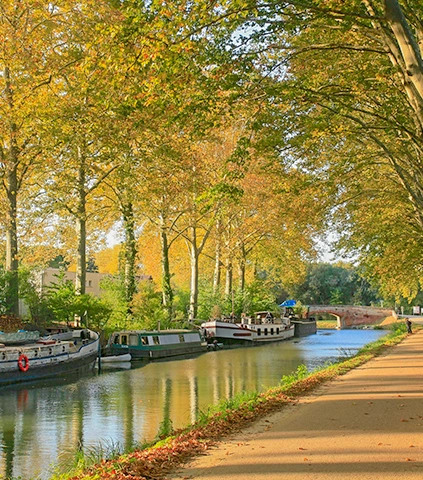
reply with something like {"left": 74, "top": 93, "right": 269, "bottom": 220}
{"left": 0, "top": 329, "right": 387, "bottom": 479}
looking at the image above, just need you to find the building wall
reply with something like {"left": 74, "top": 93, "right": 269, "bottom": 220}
{"left": 40, "top": 268, "right": 110, "bottom": 297}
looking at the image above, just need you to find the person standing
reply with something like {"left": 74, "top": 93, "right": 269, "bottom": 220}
{"left": 406, "top": 317, "right": 413, "bottom": 334}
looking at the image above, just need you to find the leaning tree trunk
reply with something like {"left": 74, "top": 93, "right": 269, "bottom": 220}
{"left": 384, "top": 0, "right": 423, "bottom": 106}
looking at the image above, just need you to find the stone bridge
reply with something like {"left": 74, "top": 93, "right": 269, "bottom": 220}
{"left": 307, "top": 305, "right": 395, "bottom": 329}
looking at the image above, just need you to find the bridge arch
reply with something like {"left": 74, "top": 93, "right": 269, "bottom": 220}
{"left": 307, "top": 305, "right": 394, "bottom": 329}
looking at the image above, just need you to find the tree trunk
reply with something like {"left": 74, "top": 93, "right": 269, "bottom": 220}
{"left": 188, "top": 244, "right": 199, "bottom": 321}
{"left": 75, "top": 215, "right": 86, "bottom": 296}
{"left": 75, "top": 152, "right": 86, "bottom": 296}
{"left": 385, "top": 0, "right": 423, "bottom": 102}
{"left": 238, "top": 259, "right": 245, "bottom": 292}
{"left": 213, "top": 234, "right": 221, "bottom": 295}
{"left": 4, "top": 66, "right": 19, "bottom": 315}
{"left": 159, "top": 214, "right": 173, "bottom": 320}
{"left": 225, "top": 258, "right": 233, "bottom": 298}
{"left": 5, "top": 167, "right": 19, "bottom": 315}
{"left": 122, "top": 202, "right": 137, "bottom": 310}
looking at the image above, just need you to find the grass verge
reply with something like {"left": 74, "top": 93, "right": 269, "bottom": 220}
{"left": 54, "top": 324, "right": 412, "bottom": 480}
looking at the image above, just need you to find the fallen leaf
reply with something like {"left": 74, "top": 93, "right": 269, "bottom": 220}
{"left": 299, "top": 447, "right": 307, "bottom": 450}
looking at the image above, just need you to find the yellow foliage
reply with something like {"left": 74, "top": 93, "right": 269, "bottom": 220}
{"left": 94, "top": 245, "right": 121, "bottom": 274}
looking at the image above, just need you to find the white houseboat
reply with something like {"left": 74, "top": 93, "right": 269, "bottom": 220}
{"left": 201, "top": 311, "right": 295, "bottom": 347}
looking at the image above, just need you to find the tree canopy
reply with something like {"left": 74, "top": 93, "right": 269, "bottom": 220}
{"left": 2, "top": 0, "right": 423, "bottom": 323}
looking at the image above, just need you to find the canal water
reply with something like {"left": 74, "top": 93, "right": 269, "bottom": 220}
{"left": 0, "top": 329, "right": 387, "bottom": 479}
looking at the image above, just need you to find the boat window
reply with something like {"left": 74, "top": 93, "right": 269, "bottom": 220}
{"left": 257, "top": 329, "right": 261, "bottom": 336}
{"left": 141, "top": 336, "right": 149, "bottom": 345}
{"left": 121, "top": 335, "right": 128, "bottom": 345}
{"left": 276, "top": 328, "right": 280, "bottom": 334}
{"left": 179, "top": 334, "right": 185, "bottom": 343}
{"left": 264, "top": 328, "right": 268, "bottom": 335}
{"left": 129, "top": 334, "right": 138, "bottom": 346}
{"left": 270, "top": 328, "right": 274, "bottom": 335}
{"left": 153, "top": 336, "right": 160, "bottom": 345}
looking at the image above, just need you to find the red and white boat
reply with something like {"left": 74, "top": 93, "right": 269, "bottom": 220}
{"left": 201, "top": 311, "right": 294, "bottom": 347}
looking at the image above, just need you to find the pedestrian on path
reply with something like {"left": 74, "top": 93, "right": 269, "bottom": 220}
{"left": 406, "top": 317, "right": 413, "bottom": 334}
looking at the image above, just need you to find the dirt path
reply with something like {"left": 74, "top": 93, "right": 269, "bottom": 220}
{"left": 168, "top": 331, "right": 423, "bottom": 480}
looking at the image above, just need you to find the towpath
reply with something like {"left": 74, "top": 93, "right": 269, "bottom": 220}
{"left": 169, "top": 330, "right": 423, "bottom": 480}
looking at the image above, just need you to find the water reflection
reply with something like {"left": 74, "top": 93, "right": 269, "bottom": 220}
{"left": 0, "top": 329, "right": 387, "bottom": 479}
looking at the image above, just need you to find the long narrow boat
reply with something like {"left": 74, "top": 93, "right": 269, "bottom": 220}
{"left": 105, "top": 329, "right": 207, "bottom": 360}
{"left": 201, "top": 311, "right": 295, "bottom": 347}
{"left": 0, "top": 329, "right": 99, "bottom": 387}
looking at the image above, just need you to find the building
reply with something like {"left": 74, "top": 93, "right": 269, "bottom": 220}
{"left": 39, "top": 268, "right": 110, "bottom": 297}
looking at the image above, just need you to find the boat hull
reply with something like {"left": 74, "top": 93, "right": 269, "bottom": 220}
{"left": 291, "top": 319, "right": 317, "bottom": 337}
{"left": 0, "top": 330, "right": 99, "bottom": 387}
{"left": 100, "top": 353, "right": 132, "bottom": 363}
{"left": 201, "top": 320, "right": 295, "bottom": 346}
{"left": 129, "top": 344, "right": 206, "bottom": 360}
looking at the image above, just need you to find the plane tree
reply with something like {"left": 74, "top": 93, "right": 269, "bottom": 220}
{"left": 230, "top": 0, "right": 423, "bottom": 300}
{"left": 0, "top": 1, "right": 78, "bottom": 314}
{"left": 38, "top": 1, "right": 125, "bottom": 297}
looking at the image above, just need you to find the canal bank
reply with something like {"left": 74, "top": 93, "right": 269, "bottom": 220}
{"left": 169, "top": 329, "right": 423, "bottom": 480}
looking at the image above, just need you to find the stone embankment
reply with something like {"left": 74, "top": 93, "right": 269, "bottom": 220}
{"left": 170, "top": 331, "right": 423, "bottom": 480}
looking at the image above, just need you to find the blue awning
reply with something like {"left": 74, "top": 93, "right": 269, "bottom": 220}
{"left": 279, "top": 299, "right": 296, "bottom": 307}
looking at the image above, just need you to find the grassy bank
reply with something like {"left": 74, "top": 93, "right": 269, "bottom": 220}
{"left": 53, "top": 324, "right": 411, "bottom": 480}
{"left": 316, "top": 320, "right": 338, "bottom": 329}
